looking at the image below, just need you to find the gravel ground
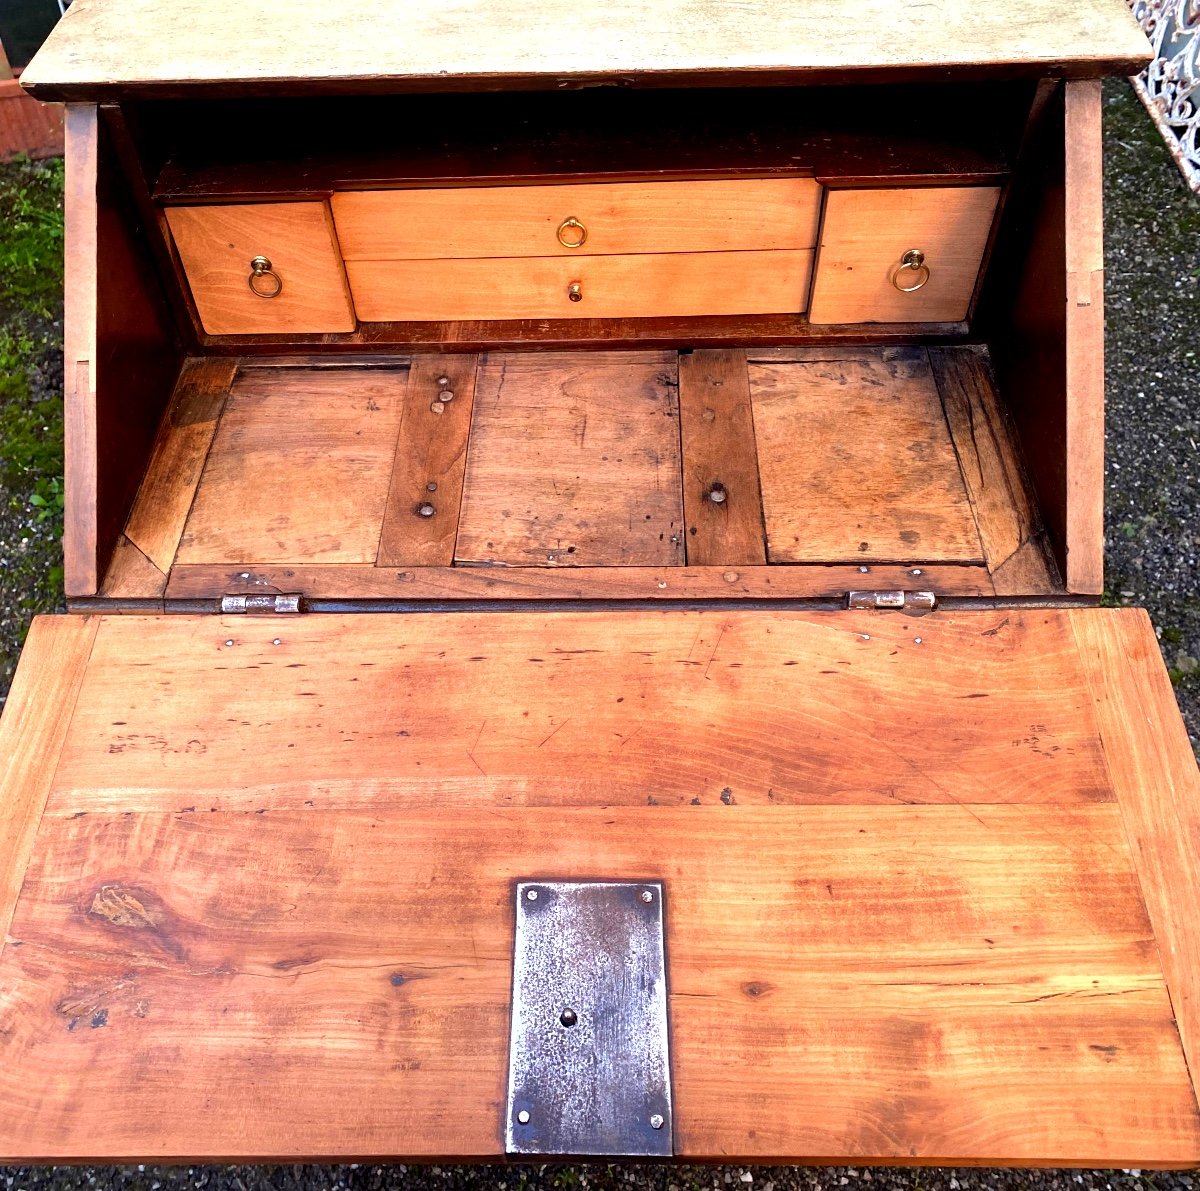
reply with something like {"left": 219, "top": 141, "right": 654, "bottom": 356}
{"left": 0, "top": 79, "right": 1197, "bottom": 1190}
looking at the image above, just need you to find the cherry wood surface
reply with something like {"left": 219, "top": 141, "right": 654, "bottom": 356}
{"left": 0, "top": 608, "right": 1197, "bottom": 1163}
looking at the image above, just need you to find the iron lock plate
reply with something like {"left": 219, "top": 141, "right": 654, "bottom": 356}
{"left": 506, "top": 880, "right": 673, "bottom": 1158}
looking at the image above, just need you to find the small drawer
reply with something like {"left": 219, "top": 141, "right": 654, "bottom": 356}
{"left": 808, "top": 186, "right": 1000, "bottom": 324}
{"left": 165, "top": 201, "right": 356, "bottom": 335}
{"left": 344, "top": 249, "right": 814, "bottom": 322}
{"left": 332, "top": 179, "right": 822, "bottom": 261}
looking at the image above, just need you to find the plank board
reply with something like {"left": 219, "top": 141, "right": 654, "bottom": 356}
{"left": 750, "top": 348, "right": 984, "bottom": 563}
{"left": 455, "top": 351, "right": 684, "bottom": 567}
{"left": 677, "top": 349, "right": 767, "bottom": 566}
{"left": 123, "top": 357, "right": 237, "bottom": 574}
{"left": 376, "top": 354, "right": 478, "bottom": 567}
{"left": 0, "top": 616, "right": 99, "bottom": 952}
{"left": 164, "top": 561, "right": 996, "bottom": 601}
{"left": 1073, "top": 609, "right": 1200, "bottom": 1105}
{"left": 21, "top": 0, "right": 1152, "bottom": 100}
{"left": 928, "top": 345, "right": 1044, "bottom": 575}
{"left": 0, "top": 609, "right": 1198, "bottom": 1163}
{"left": 176, "top": 368, "right": 406, "bottom": 565}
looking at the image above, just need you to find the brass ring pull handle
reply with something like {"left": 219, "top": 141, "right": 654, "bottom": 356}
{"left": 890, "top": 248, "right": 930, "bottom": 293}
{"left": 557, "top": 217, "right": 588, "bottom": 249}
{"left": 567, "top": 281, "right": 583, "bottom": 302}
{"left": 248, "top": 255, "right": 283, "bottom": 299}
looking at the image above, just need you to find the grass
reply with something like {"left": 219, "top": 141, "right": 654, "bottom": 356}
{"left": 0, "top": 154, "right": 66, "bottom": 698}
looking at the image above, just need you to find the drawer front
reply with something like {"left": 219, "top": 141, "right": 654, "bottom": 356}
{"left": 166, "top": 202, "right": 356, "bottom": 335}
{"left": 345, "top": 249, "right": 814, "bottom": 322}
{"left": 332, "top": 179, "right": 822, "bottom": 260}
{"left": 808, "top": 186, "right": 1000, "bottom": 324}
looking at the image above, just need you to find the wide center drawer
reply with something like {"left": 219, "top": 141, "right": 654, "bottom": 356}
{"left": 331, "top": 178, "right": 822, "bottom": 260}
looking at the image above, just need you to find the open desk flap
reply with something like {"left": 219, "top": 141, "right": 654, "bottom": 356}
{"left": 0, "top": 608, "right": 1197, "bottom": 1164}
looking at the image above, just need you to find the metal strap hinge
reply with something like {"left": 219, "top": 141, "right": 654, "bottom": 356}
{"left": 220, "top": 593, "right": 304, "bottom": 614}
{"left": 846, "top": 589, "right": 937, "bottom": 612}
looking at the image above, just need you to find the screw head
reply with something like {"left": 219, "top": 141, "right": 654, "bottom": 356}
{"left": 707, "top": 484, "right": 727, "bottom": 504}
{"left": 640, "top": 890, "right": 653, "bottom": 903}
{"left": 437, "top": 375, "right": 451, "bottom": 387}
{"left": 525, "top": 889, "right": 538, "bottom": 901}
{"left": 224, "top": 639, "right": 234, "bottom": 647}
{"left": 439, "top": 390, "right": 455, "bottom": 402}
{"left": 430, "top": 400, "right": 446, "bottom": 415}
{"left": 559, "top": 1007, "right": 578, "bottom": 1027}
{"left": 272, "top": 638, "right": 282, "bottom": 646}
{"left": 650, "top": 1114, "right": 665, "bottom": 1130}
{"left": 417, "top": 502, "right": 436, "bottom": 518}
{"left": 517, "top": 1109, "right": 531, "bottom": 1125}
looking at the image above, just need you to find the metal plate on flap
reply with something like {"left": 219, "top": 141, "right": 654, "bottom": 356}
{"left": 506, "top": 880, "right": 673, "bottom": 1157}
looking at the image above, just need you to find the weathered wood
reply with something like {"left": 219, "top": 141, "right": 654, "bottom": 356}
{"left": 809, "top": 186, "right": 1000, "bottom": 324}
{"left": 376, "top": 354, "right": 477, "bottom": 567}
{"left": 1063, "top": 79, "right": 1106, "bottom": 595}
{"left": 62, "top": 104, "right": 99, "bottom": 595}
{"left": 98, "top": 535, "right": 167, "bottom": 600}
{"left": 165, "top": 202, "right": 356, "bottom": 335}
{"left": 928, "top": 345, "right": 1042, "bottom": 575}
{"left": 0, "top": 616, "right": 99, "bottom": 956}
{"left": 1, "top": 611, "right": 1198, "bottom": 1163}
{"left": 176, "top": 368, "right": 405, "bottom": 565}
{"left": 677, "top": 350, "right": 767, "bottom": 566}
{"left": 46, "top": 611, "right": 1109, "bottom": 813}
{"left": 123, "top": 357, "right": 237, "bottom": 574}
{"left": 20, "top": 0, "right": 1152, "bottom": 100}
{"left": 62, "top": 104, "right": 182, "bottom": 597}
{"left": 455, "top": 351, "right": 684, "bottom": 567}
{"left": 334, "top": 178, "right": 821, "bottom": 260}
{"left": 1073, "top": 609, "right": 1200, "bottom": 1110}
{"left": 164, "top": 561, "right": 996, "bottom": 601}
{"left": 345, "top": 249, "right": 814, "bottom": 323}
{"left": 989, "top": 534, "right": 1061, "bottom": 596}
{"left": 750, "top": 348, "right": 983, "bottom": 563}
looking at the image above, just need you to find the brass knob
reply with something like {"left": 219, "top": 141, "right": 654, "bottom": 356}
{"left": 567, "top": 281, "right": 583, "bottom": 303}
{"left": 890, "top": 248, "right": 930, "bottom": 293}
{"left": 557, "top": 217, "right": 587, "bottom": 249}
{"left": 248, "top": 255, "right": 283, "bottom": 299}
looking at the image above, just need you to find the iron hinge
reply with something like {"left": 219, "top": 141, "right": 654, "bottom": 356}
{"left": 846, "top": 589, "right": 937, "bottom": 613}
{"left": 219, "top": 593, "right": 305, "bottom": 614}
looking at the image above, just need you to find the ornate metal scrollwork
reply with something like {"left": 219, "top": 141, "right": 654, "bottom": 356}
{"left": 1129, "top": 0, "right": 1200, "bottom": 191}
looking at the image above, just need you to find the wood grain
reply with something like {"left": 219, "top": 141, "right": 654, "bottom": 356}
{"left": 809, "top": 186, "right": 1000, "bottom": 324}
{"left": 677, "top": 349, "right": 766, "bottom": 565}
{"left": 47, "top": 612, "right": 1109, "bottom": 814}
{"left": 62, "top": 104, "right": 182, "bottom": 597}
{"left": 21, "top": 0, "right": 1153, "bottom": 100}
{"left": 98, "top": 535, "right": 167, "bottom": 599}
{"left": 376, "top": 355, "right": 478, "bottom": 567}
{"left": 1073, "top": 608, "right": 1200, "bottom": 1109}
{"left": 1063, "top": 79, "right": 1105, "bottom": 595}
{"left": 0, "top": 615, "right": 99, "bottom": 957}
{"left": 164, "top": 561, "right": 996, "bottom": 601}
{"left": 333, "top": 179, "right": 822, "bottom": 259}
{"left": 750, "top": 348, "right": 984, "bottom": 563}
{"left": 1, "top": 802, "right": 1196, "bottom": 1163}
{"left": 123, "top": 357, "right": 237, "bottom": 574}
{"left": 928, "top": 346, "right": 1041, "bottom": 575}
{"left": 345, "top": 249, "right": 814, "bottom": 323}
{"left": 165, "top": 202, "right": 355, "bottom": 335}
{"left": 3, "top": 610, "right": 1200, "bottom": 1161}
{"left": 176, "top": 368, "right": 405, "bottom": 565}
{"left": 455, "top": 352, "right": 684, "bottom": 567}
{"left": 989, "top": 534, "right": 1061, "bottom": 596}
{"left": 62, "top": 104, "right": 99, "bottom": 595}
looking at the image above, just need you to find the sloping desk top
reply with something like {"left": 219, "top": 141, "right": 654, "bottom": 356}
{"left": 0, "top": 608, "right": 1197, "bottom": 1163}
{"left": 20, "top": 0, "right": 1151, "bottom": 99}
